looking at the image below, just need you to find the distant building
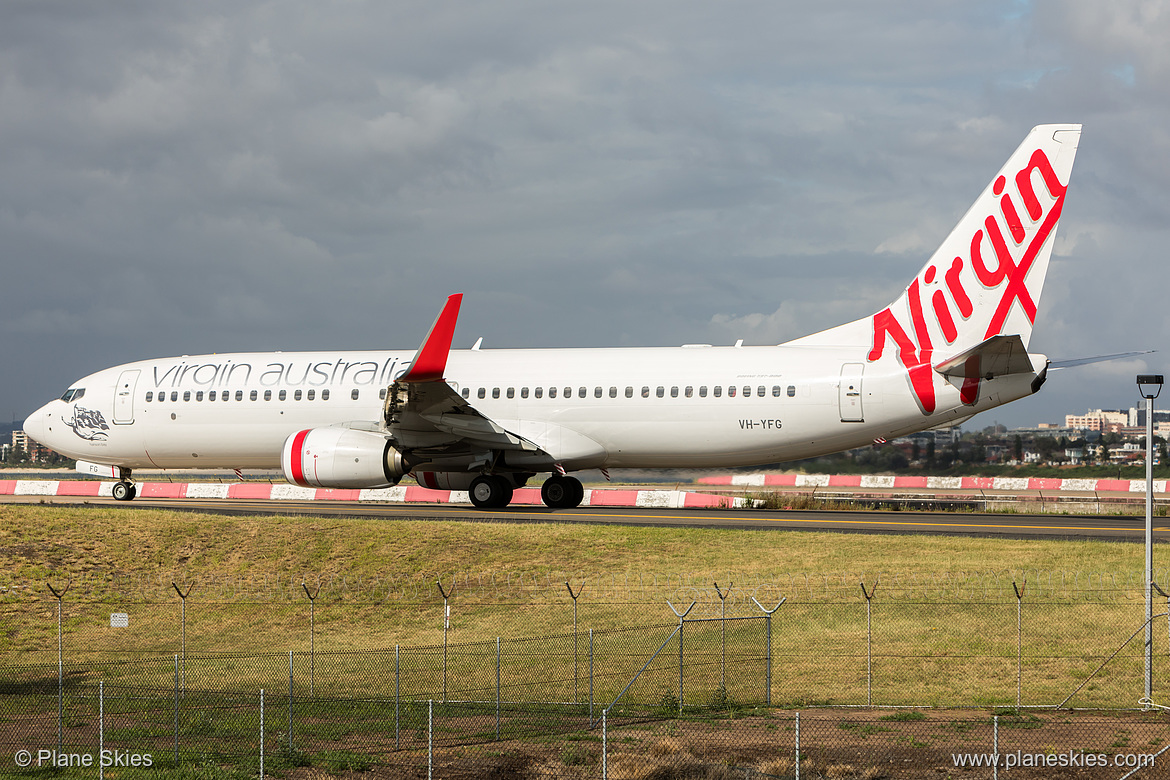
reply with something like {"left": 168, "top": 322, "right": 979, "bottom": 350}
{"left": 1065, "top": 409, "right": 1129, "bottom": 432}
{"left": 10, "top": 430, "right": 53, "bottom": 462}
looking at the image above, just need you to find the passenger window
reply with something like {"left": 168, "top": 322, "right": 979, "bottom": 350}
{"left": 743, "top": 386, "right": 751, "bottom": 397}
{"left": 535, "top": 387, "right": 543, "bottom": 398}
{"left": 521, "top": 387, "right": 529, "bottom": 398}
{"left": 379, "top": 388, "right": 387, "bottom": 400}
{"left": 222, "top": 391, "right": 229, "bottom": 402}
{"left": 656, "top": 386, "right": 665, "bottom": 398}
{"left": 461, "top": 387, "right": 469, "bottom": 399}
{"left": 492, "top": 388, "right": 500, "bottom": 399}
{"left": 609, "top": 387, "right": 617, "bottom": 398}
{"left": 625, "top": 387, "right": 633, "bottom": 398}
{"left": 307, "top": 389, "right": 315, "bottom": 400}
{"left": 351, "top": 389, "right": 360, "bottom": 400}
{"left": 670, "top": 386, "right": 678, "bottom": 398}
{"left": 146, "top": 392, "right": 154, "bottom": 402}
{"left": 295, "top": 390, "right": 302, "bottom": 400}
{"left": 565, "top": 387, "right": 572, "bottom": 398}
{"left": 506, "top": 387, "right": 515, "bottom": 399}
{"left": 209, "top": 390, "right": 216, "bottom": 401}
{"left": 773, "top": 386, "right": 781, "bottom": 397}
{"left": 264, "top": 390, "right": 272, "bottom": 401}
{"left": 642, "top": 386, "right": 650, "bottom": 398}
{"left": 549, "top": 387, "right": 557, "bottom": 398}
{"left": 595, "top": 387, "right": 603, "bottom": 398}
{"left": 196, "top": 391, "right": 204, "bottom": 402}
{"left": 685, "top": 386, "right": 693, "bottom": 398}
{"left": 171, "top": 391, "right": 179, "bottom": 402}
{"left": 714, "top": 386, "right": 722, "bottom": 398}
{"left": 231, "top": 390, "right": 241, "bottom": 401}
{"left": 279, "top": 390, "right": 287, "bottom": 401}
{"left": 250, "top": 390, "right": 258, "bottom": 401}
{"left": 758, "top": 386, "right": 766, "bottom": 397}
{"left": 699, "top": 386, "right": 707, "bottom": 398}
{"left": 578, "top": 387, "right": 587, "bottom": 398}
{"left": 478, "top": 388, "right": 486, "bottom": 399}
{"left": 787, "top": 385, "right": 796, "bottom": 397}
{"left": 728, "top": 386, "right": 736, "bottom": 398}
{"left": 322, "top": 389, "right": 330, "bottom": 400}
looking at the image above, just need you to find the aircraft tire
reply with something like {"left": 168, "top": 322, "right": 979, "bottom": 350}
{"left": 541, "top": 475, "right": 584, "bottom": 509}
{"left": 112, "top": 482, "right": 136, "bottom": 501}
{"left": 469, "top": 475, "right": 513, "bottom": 509}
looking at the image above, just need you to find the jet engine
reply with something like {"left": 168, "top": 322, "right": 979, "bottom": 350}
{"left": 282, "top": 428, "right": 412, "bottom": 489}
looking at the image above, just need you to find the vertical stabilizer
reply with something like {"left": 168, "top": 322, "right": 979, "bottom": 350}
{"left": 791, "top": 124, "right": 1081, "bottom": 412}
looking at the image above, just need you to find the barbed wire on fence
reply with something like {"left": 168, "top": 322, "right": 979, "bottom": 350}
{"left": 4, "top": 567, "right": 1168, "bottom": 606}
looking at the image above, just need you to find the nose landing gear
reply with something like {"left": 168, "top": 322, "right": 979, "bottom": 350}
{"left": 112, "top": 468, "right": 137, "bottom": 501}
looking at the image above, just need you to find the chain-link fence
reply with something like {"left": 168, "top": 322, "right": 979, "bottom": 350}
{"left": 7, "top": 572, "right": 1170, "bottom": 776}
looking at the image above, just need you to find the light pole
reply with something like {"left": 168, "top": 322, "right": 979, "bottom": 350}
{"left": 1137, "top": 374, "right": 1163, "bottom": 702}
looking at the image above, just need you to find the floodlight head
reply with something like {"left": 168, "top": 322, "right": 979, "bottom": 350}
{"left": 1137, "top": 374, "right": 1164, "bottom": 400}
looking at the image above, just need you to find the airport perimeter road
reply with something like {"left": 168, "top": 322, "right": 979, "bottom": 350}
{"left": 5, "top": 494, "right": 1169, "bottom": 540}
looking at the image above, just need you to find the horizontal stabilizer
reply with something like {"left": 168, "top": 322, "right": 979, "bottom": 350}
{"left": 1050, "top": 350, "right": 1155, "bottom": 370}
{"left": 934, "top": 334, "right": 1036, "bottom": 380}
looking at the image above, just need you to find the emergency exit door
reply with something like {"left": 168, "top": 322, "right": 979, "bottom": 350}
{"left": 113, "top": 369, "right": 140, "bottom": 425}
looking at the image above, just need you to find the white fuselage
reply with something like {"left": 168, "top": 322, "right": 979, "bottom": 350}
{"left": 23, "top": 343, "right": 1038, "bottom": 473}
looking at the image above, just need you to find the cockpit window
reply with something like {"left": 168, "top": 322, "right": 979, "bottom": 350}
{"left": 59, "top": 388, "right": 85, "bottom": 402}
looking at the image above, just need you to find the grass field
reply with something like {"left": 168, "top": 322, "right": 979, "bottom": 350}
{"left": 1, "top": 504, "right": 1167, "bottom": 709}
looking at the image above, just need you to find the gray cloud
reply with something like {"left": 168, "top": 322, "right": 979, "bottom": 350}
{"left": 2, "top": 0, "right": 1167, "bottom": 429}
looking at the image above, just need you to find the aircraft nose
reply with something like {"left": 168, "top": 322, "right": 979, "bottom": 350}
{"left": 23, "top": 403, "right": 52, "bottom": 447}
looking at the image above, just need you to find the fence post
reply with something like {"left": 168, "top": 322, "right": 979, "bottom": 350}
{"left": 395, "top": 644, "right": 400, "bottom": 750}
{"left": 1013, "top": 580, "right": 1026, "bottom": 708}
{"left": 428, "top": 699, "right": 434, "bottom": 780}
{"left": 667, "top": 600, "right": 696, "bottom": 714}
{"left": 714, "top": 582, "right": 730, "bottom": 688}
{"left": 172, "top": 582, "right": 194, "bottom": 693}
{"left": 496, "top": 637, "right": 501, "bottom": 741}
{"left": 46, "top": 578, "right": 70, "bottom": 754}
{"left": 860, "top": 582, "right": 877, "bottom": 706}
{"left": 437, "top": 581, "right": 453, "bottom": 703}
{"left": 795, "top": 711, "right": 800, "bottom": 780}
{"left": 173, "top": 655, "right": 180, "bottom": 766}
{"left": 301, "top": 582, "right": 320, "bottom": 699}
{"left": 260, "top": 688, "right": 265, "bottom": 780}
{"left": 752, "top": 596, "right": 786, "bottom": 706}
{"left": 288, "top": 651, "right": 294, "bottom": 751}
{"left": 566, "top": 580, "right": 584, "bottom": 703}
{"left": 993, "top": 713, "right": 998, "bottom": 780}
{"left": 98, "top": 680, "right": 104, "bottom": 780}
{"left": 589, "top": 629, "right": 594, "bottom": 724}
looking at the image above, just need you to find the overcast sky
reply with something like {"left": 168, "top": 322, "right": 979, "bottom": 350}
{"left": 3, "top": 0, "right": 1167, "bottom": 431}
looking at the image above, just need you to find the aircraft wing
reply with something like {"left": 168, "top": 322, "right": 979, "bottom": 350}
{"left": 382, "top": 294, "right": 540, "bottom": 453}
{"left": 933, "top": 334, "right": 1037, "bottom": 380}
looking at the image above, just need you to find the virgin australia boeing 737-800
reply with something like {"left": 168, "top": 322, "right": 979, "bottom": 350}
{"left": 24, "top": 124, "right": 1082, "bottom": 509}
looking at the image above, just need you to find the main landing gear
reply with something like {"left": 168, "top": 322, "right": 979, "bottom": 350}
{"left": 541, "top": 475, "right": 584, "bottom": 509}
{"left": 112, "top": 468, "right": 137, "bottom": 501}
{"left": 467, "top": 473, "right": 584, "bottom": 509}
{"left": 469, "top": 475, "right": 514, "bottom": 509}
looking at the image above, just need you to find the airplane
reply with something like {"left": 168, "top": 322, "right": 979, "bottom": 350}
{"left": 24, "top": 124, "right": 1082, "bottom": 509}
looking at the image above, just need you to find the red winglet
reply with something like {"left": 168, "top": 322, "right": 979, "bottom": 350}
{"left": 400, "top": 294, "right": 463, "bottom": 383}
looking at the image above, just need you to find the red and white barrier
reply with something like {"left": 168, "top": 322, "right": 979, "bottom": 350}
{"left": 0, "top": 480, "right": 750, "bottom": 508}
{"left": 696, "top": 473, "right": 1168, "bottom": 493}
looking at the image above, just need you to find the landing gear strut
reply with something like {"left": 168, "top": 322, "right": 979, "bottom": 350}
{"left": 541, "top": 475, "right": 583, "bottom": 509}
{"left": 469, "top": 475, "right": 514, "bottom": 509}
{"left": 112, "top": 468, "right": 137, "bottom": 501}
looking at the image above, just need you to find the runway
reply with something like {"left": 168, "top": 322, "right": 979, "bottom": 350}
{"left": 6, "top": 493, "right": 1169, "bottom": 540}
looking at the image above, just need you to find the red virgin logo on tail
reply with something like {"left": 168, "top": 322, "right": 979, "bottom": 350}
{"left": 868, "top": 148, "right": 1069, "bottom": 414}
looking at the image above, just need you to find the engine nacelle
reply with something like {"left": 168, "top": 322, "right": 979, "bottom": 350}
{"left": 282, "top": 428, "right": 412, "bottom": 489}
{"left": 414, "top": 471, "right": 531, "bottom": 491}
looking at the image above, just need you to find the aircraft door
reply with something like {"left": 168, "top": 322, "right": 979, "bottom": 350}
{"left": 839, "top": 363, "right": 864, "bottom": 422}
{"left": 113, "top": 369, "right": 140, "bottom": 425}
